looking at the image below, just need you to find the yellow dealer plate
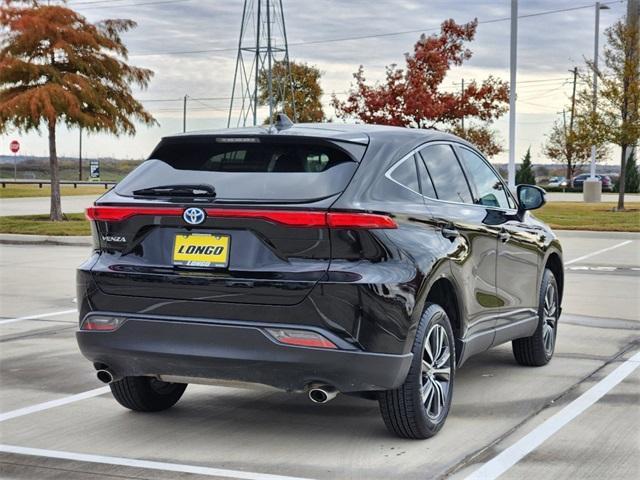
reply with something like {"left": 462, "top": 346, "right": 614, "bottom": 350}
{"left": 173, "top": 234, "right": 230, "bottom": 268}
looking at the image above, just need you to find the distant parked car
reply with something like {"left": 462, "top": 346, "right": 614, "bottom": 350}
{"left": 572, "top": 174, "right": 614, "bottom": 191}
{"left": 547, "top": 176, "right": 568, "bottom": 188}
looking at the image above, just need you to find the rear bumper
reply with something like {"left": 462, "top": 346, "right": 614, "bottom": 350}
{"left": 76, "top": 314, "right": 413, "bottom": 393}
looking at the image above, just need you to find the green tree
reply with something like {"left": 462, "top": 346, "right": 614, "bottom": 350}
{"left": 544, "top": 112, "right": 608, "bottom": 181}
{"left": 0, "top": 0, "right": 155, "bottom": 220}
{"left": 259, "top": 60, "right": 325, "bottom": 123}
{"left": 580, "top": 17, "right": 640, "bottom": 210}
{"left": 515, "top": 147, "right": 536, "bottom": 185}
{"left": 620, "top": 149, "right": 639, "bottom": 193}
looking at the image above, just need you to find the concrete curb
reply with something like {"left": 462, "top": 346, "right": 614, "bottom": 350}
{"left": 0, "top": 233, "right": 92, "bottom": 246}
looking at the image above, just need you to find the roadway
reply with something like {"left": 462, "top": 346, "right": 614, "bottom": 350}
{"left": 0, "top": 231, "right": 638, "bottom": 479}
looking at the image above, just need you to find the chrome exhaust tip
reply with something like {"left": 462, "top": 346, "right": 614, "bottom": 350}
{"left": 96, "top": 369, "right": 114, "bottom": 384}
{"left": 308, "top": 385, "right": 338, "bottom": 404}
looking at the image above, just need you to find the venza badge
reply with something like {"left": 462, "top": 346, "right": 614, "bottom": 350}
{"left": 183, "top": 207, "right": 206, "bottom": 225}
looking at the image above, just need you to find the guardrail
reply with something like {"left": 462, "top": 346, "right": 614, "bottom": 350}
{"left": 0, "top": 180, "right": 116, "bottom": 189}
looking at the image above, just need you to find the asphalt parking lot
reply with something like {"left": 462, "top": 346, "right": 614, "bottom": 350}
{"left": 0, "top": 230, "right": 638, "bottom": 480}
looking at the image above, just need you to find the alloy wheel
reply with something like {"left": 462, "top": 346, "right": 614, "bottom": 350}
{"left": 542, "top": 283, "right": 557, "bottom": 355}
{"left": 421, "top": 323, "right": 451, "bottom": 420}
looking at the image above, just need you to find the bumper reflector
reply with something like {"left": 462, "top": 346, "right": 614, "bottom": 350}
{"left": 81, "top": 316, "right": 127, "bottom": 332}
{"left": 265, "top": 328, "right": 337, "bottom": 349}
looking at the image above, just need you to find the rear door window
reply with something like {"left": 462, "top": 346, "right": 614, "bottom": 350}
{"left": 419, "top": 144, "right": 473, "bottom": 204}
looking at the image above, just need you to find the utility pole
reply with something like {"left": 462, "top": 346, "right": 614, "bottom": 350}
{"left": 507, "top": 0, "right": 518, "bottom": 190}
{"left": 568, "top": 67, "right": 578, "bottom": 135}
{"left": 183, "top": 94, "right": 188, "bottom": 133}
{"left": 78, "top": 127, "right": 83, "bottom": 181}
{"left": 461, "top": 78, "right": 465, "bottom": 134}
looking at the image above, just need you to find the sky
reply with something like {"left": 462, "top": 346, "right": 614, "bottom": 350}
{"left": 0, "top": 0, "right": 630, "bottom": 165}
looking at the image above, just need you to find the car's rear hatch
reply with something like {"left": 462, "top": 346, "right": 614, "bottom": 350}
{"left": 88, "top": 134, "right": 368, "bottom": 306}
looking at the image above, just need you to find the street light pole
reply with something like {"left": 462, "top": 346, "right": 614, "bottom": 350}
{"left": 584, "top": 2, "right": 610, "bottom": 202}
{"left": 508, "top": 0, "right": 518, "bottom": 190}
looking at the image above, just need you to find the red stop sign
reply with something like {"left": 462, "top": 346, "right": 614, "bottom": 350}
{"left": 9, "top": 140, "right": 20, "bottom": 153}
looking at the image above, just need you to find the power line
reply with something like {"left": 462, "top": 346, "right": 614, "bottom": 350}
{"left": 125, "top": 1, "right": 624, "bottom": 57}
{"left": 70, "top": 0, "right": 195, "bottom": 9}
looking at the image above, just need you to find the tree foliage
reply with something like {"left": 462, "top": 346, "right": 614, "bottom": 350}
{"left": 0, "top": 0, "right": 155, "bottom": 220}
{"left": 332, "top": 19, "right": 509, "bottom": 156}
{"left": 580, "top": 18, "right": 640, "bottom": 210}
{"left": 618, "top": 149, "right": 640, "bottom": 193}
{"left": 259, "top": 60, "right": 325, "bottom": 123}
{"left": 515, "top": 147, "right": 536, "bottom": 185}
{"left": 544, "top": 115, "right": 608, "bottom": 181}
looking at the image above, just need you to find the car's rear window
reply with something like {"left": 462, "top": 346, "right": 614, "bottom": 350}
{"left": 149, "top": 138, "right": 353, "bottom": 173}
{"left": 115, "top": 136, "right": 366, "bottom": 203}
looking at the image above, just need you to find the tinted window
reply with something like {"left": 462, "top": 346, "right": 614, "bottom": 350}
{"left": 416, "top": 154, "right": 437, "bottom": 198}
{"left": 388, "top": 157, "right": 420, "bottom": 193}
{"left": 419, "top": 145, "right": 472, "bottom": 203}
{"left": 457, "top": 147, "right": 511, "bottom": 209}
{"left": 115, "top": 137, "right": 363, "bottom": 203}
{"left": 150, "top": 138, "right": 351, "bottom": 173}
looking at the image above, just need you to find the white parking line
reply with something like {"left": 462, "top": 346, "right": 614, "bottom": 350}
{"left": 0, "top": 309, "right": 77, "bottom": 325}
{"left": 565, "top": 240, "right": 633, "bottom": 266}
{"left": 464, "top": 350, "right": 640, "bottom": 480}
{"left": 0, "top": 444, "right": 314, "bottom": 480}
{"left": 0, "top": 387, "right": 109, "bottom": 422}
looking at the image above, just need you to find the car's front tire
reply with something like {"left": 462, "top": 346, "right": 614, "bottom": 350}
{"left": 110, "top": 376, "right": 187, "bottom": 412}
{"left": 378, "top": 303, "right": 455, "bottom": 439}
{"left": 512, "top": 268, "right": 559, "bottom": 366}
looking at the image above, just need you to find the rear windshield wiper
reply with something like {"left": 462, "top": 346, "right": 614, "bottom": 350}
{"left": 132, "top": 184, "right": 216, "bottom": 199}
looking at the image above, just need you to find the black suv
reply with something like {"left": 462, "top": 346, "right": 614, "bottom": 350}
{"left": 77, "top": 122, "right": 563, "bottom": 439}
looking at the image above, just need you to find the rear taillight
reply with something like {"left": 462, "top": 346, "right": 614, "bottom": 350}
{"left": 81, "top": 316, "right": 126, "bottom": 332}
{"left": 86, "top": 206, "right": 183, "bottom": 222}
{"left": 327, "top": 212, "right": 397, "bottom": 229}
{"left": 265, "top": 328, "right": 337, "bottom": 349}
{"left": 85, "top": 206, "right": 396, "bottom": 229}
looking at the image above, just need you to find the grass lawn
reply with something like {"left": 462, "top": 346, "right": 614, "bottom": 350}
{"left": 536, "top": 202, "right": 640, "bottom": 232}
{"left": 0, "top": 213, "right": 90, "bottom": 236}
{"left": 0, "top": 184, "right": 109, "bottom": 198}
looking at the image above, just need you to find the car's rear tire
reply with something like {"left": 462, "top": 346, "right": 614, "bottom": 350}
{"left": 512, "top": 268, "right": 559, "bottom": 366}
{"left": 109, "top": 376, "right": 187, "bottom": 412}
{"left": 378, "top": 303, "right": 455, "bottom": 439}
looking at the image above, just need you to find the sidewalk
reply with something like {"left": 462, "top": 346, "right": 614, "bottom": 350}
{"left": 0, "top": 195, "right": 99, "bottom": 216}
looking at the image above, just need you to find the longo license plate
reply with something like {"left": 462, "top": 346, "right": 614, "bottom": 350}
{"left": 173, "top": 234, "right": 230, "bottom": 268}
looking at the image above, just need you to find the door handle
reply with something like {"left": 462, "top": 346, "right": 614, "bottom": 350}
{"left": 441, "top": 226, "right": 460, "bottom": 241}
{"left": 499, "top": 231, "right": 511, "bottom": 243}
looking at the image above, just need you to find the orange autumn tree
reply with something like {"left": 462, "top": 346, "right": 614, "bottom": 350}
{"left": 0, "top": 0, "right": 155, "bottom": 220}
{"left": 333, "top": 19, "right": 509, "bottom": 156}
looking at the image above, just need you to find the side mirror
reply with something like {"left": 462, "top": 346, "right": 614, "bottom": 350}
{"left": 517, "top": 185, "right": 546, "bottom": 214}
